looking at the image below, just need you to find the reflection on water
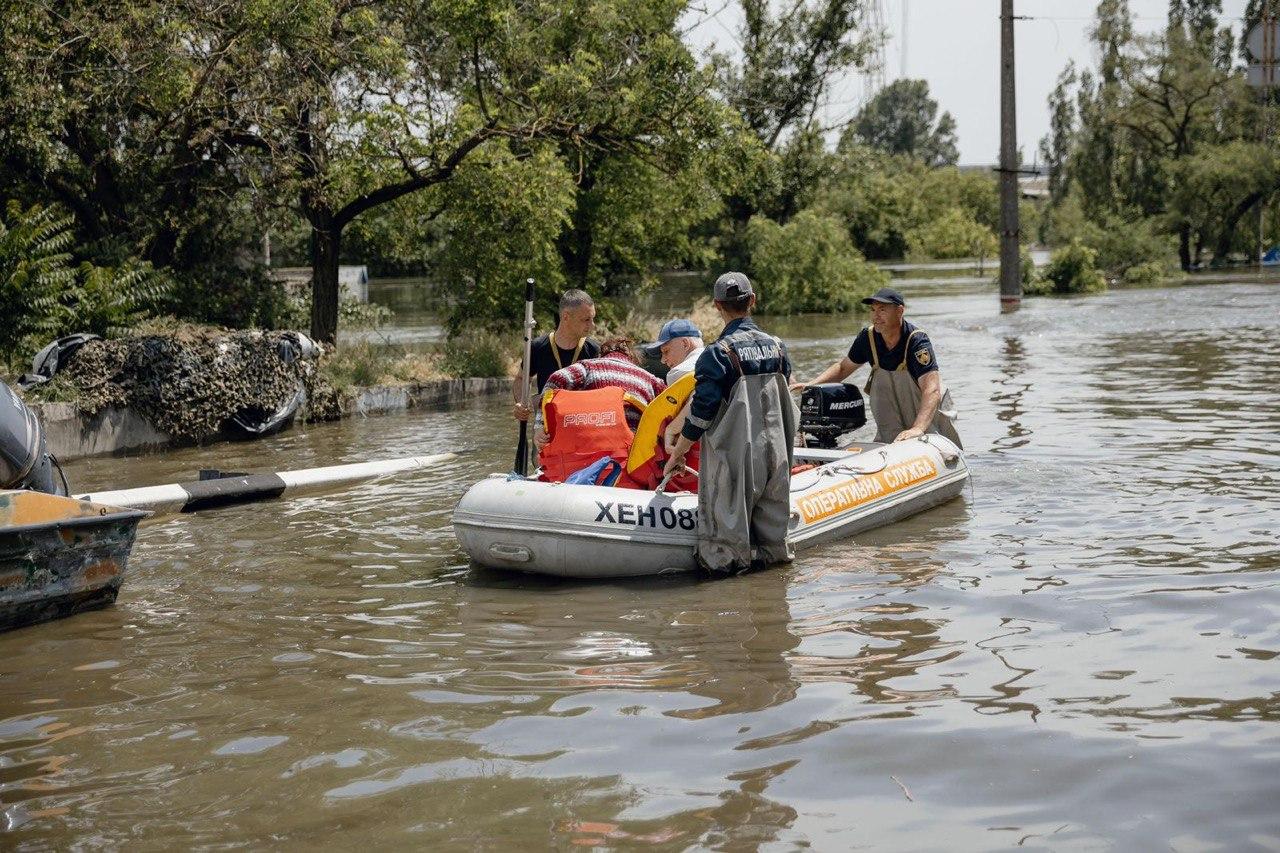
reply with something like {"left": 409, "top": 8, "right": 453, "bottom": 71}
{"left": 1, "top": 281, "right": 1278, "bottom": 847}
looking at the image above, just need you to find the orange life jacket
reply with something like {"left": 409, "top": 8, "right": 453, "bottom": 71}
{"left": 539, "top": 387, "right": 645, "bottom": 483}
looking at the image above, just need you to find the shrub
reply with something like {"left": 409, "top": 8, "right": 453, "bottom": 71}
{"left": 905, "top": 207, "right": 998, "bottom": 261}
{"left": 319, "top": 339, "right": 445, "bottom": 392}
{"left": 746, "top": 209, "right": 888, "bottom": 313}
{"left": 69, "top": 262, "right": 172, "bottom": 338}
{"left": 1020, "top": 245, "right": 1040, "bottom": 290}
{"left": 1120, "top": 260, "right": 1167, "bottom": 285}
{"left": 1035, "top": 240, "right": 1107, "bottom": 295}
{"left": 438, "top": 331, "right": 514, "bottom": 378}
{"left": 1040, "top": 194, "right": 1173, "bottom": 278}
{"left": 0, "top": 201, "right": 76, "bottom": 370}
{"left": 1083, "top": 214, "right": 1174, "bottom": 278}
{"left": 170, "top": 265, "right": 295, "bottom": 330}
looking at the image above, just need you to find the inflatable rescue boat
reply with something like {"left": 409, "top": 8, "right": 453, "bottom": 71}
{"left": 453, "top": 383, "right": 969, "bottom": 578}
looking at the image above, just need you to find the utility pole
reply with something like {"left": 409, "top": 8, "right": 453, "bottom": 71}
{"left": 1261, "top": 2, "right": 1274, "bottom": 264}
{"left": 998, "top": 0, "right": 1021, "bottom": 312}
{"left": 901, "top": 0, "right": 909, "bottom": 78}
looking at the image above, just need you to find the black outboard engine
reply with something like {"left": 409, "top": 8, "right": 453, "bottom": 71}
{"left": 799, "top": 383, "right": 867, "bottom": 449}
{"left": 0, "top": 379, "right": 66, "bottom": 495}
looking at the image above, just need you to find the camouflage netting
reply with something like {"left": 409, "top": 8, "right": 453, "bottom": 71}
{"left": 49, "top": 328, "right": 343, "bottom": 439}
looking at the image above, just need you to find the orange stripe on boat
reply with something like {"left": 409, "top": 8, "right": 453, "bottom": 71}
{"left": 798, "top": 455, "right": 938, "bottom": 524}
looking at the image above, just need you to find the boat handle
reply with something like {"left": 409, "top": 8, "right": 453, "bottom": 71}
{"left": 920, "top": 434, "right": 960, "bottom": 466}
{"left": 488, "top": 543, "right": 532, "bottom": 562}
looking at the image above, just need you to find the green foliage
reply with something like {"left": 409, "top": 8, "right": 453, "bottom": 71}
{"left": 0, "top": 201, "right": 75, "bottom": 368}
{"left": 66, "top": 262, "right": 172, "bottom": 339}
{"left": 1164, "top": 141, "right": 1277, "bottom": 261}
{"left": 745, "top": 209, "right": 888, "bottom": 313}
{"left": 1039, "top": 3, "right": 1259, "bottom": 269}
{"left": 318, "top": 340, "right": 443, "bottom": 393}
{"left": 905, "top": 207, "right": 997, "bottom": 261}
{"left": 438, "top": 332, "right": 512, "bottom": 378}
{"left": 1030, "top": 241, "right": 1108, "bottom": 295}
{"left": 169, "top": 266, "right": 296, "bottom": 331}
{"left": 719, "top": 0, "right": 874, "bottom": 150}
{"left": 428, "top": 145, "right": 575, "bottom": 333}
{"left": 1040, "top": 198, "right": 1174, "bottom": 278}
{"left": 1121, "top": 260, "right": 1168, "bottom": 285}
{"left": 813, "top": 147, "right": 999, "bottom": 261}
{"left": 1020, "top": 245, "right": 1039, "bottom": 290}
{"left": 846, "top": 79, "right": 959, "bottom": 167}
{"left": 1081, "top": 213, "right": 1175, "bottom": 277}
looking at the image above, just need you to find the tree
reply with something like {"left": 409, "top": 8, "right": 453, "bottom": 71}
{"left": 846, "top": 79, "right": 959, "bottom": 166}
{"left": 1041, "top": 63, "right": 1078, "bottom": 202}
{"left": 0, "top": 0, "right": 268, "bottom": 273}
{"left": 1, "top": 0, "right": 733, "bottom": 344}
{"left": 714, "top": 0, "right": 878, "bottom": 243}
{"left": 218, "top": 0, "right": 730, "bottom": 343}
{"left": 1039, "top": 0, "right": 1258, "bottom": 271}
{"left": 1166, "top": 141, "right": 1279, "bottom": 264}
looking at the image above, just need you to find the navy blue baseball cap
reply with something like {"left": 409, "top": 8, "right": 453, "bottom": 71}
{"left": 642, "top": 318, "right": 702, "bottom": 354}
{"left": 861, "top": 287, "right": 905, "bottom": 306}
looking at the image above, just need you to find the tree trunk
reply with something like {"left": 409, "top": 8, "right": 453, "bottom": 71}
{"left": 1214, "top": 191, "right": 1265, "bottom": 263}
{"left": 557, "top": 157, "right": 598, "bottom": 289}
{"left": 1178, "top": 224, "right": 1192, "bottom": 272}
{"left": 309, "top": 219, "right": 341, "bottom": 345}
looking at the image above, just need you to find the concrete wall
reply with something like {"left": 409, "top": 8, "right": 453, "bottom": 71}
{"left": 34, "top": 377, "right": 513, "bottom": 461}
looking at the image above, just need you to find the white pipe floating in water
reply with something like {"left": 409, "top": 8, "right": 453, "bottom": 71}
{"left": 76, "top": 452, "right": 459, "bottom": 515}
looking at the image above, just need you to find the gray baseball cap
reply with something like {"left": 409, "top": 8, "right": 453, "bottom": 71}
{"left": 713, "top": 271, "right": 754, "bottom": 300}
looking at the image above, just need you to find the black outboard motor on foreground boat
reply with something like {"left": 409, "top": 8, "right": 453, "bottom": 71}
{"left": 799, "top": 383, "right": 867, "bottom": 449}
{"left": 0, "top": 379, "right": 67, "bottom": 495}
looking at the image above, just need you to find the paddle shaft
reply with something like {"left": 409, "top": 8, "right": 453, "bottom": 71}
{"left": 514, "top": 278, "right": 536, "bottom": 475}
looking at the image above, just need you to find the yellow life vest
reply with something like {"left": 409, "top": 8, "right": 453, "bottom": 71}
{"left": 625, "top": 373, "right": 697, "bottom": 474}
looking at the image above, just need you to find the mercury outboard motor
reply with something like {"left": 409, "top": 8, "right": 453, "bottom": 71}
{"left": 799, "top": 383, "right": 867, "bottom": 449}
{"left": 0, "top": 379, "right": 66, "bottom": 495}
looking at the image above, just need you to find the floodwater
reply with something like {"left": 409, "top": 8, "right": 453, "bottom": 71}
{"left": 3, "top": 281, "right": 1279, "bottom": 849}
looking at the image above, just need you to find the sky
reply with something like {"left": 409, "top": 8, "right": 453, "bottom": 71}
{"left": 685, "top": 0, "right": 1252, "bottom": 165}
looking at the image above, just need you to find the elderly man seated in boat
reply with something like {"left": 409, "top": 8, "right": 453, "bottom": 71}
{"left": 534, "top": 336, "right": 667, "bottom": 484}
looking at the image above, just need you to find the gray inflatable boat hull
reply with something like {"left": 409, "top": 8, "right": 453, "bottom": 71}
{"left": 453, "top": 436, "right": 968, "bottom": 578}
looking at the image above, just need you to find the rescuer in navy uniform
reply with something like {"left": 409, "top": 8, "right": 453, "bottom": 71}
{"left": 663, "top": 272, "right": 797, "bottom": 575}
{"left": 793, "top": 287, "right": 960, "bottom": 447}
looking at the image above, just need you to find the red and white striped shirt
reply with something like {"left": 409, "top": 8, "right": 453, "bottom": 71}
{"left": 541, "top": 353, "right": 666, "bottom": 429}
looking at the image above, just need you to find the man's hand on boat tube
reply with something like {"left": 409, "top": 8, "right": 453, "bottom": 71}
{"left": 893, "top": 427, "right": 924, "bottom": 442}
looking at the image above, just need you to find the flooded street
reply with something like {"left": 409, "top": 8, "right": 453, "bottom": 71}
{"left": 3, "top": 281, "right": 1278, "bottom": 848}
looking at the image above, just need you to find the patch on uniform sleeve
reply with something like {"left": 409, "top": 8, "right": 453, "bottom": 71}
{"left": 915, "top": 348, "right": 932, "bottom": 366}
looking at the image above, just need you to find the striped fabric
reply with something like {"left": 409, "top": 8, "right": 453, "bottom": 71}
{"left": 542, "top": 353, "right": 666, "bottom": 429}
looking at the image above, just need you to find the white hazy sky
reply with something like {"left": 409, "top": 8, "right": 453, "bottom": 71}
{"left": 685, "top": 0, "right": 1252, "bottom": 164}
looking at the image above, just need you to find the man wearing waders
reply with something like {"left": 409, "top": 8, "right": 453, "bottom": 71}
{"left": 662, "top": 272, "right": 797, "bottom": 575}
{"left": 794, "top": 287, "right": 961, "bottom": 447}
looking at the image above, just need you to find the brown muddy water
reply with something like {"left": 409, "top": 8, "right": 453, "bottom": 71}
{"left": 2, "top": 281, "right": 1278, "bottom": 849}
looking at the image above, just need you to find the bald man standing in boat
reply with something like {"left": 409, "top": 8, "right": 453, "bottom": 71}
{"left": 513, "top": 289, "right": 599, "bottom": 429}
{"left": 793, "top": 287, "right": 961, "bottom": 447}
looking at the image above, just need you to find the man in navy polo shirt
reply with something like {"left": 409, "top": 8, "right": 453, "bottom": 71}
{"left": 793, "top": 287, "right": 961, "bottom": 447}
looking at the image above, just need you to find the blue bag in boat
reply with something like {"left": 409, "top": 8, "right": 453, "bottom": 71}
{"left": 565, "top": 455, "right": 624, "bottom": 486}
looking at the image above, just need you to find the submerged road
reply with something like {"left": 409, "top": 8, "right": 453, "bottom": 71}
{"left": 1, "top": 280, "right": 1277, "bottom": 847}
